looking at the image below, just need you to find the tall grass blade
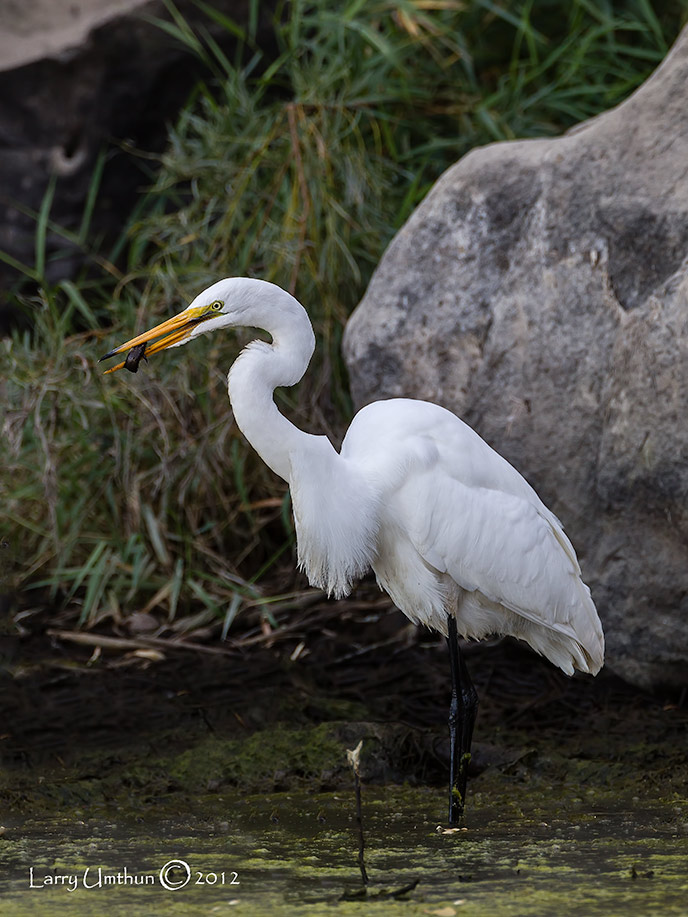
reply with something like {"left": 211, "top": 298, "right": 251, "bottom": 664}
{"left": 35, "top": 174, "right": 56, "bottom": 281}
{"left": 78, "top": 148, "right": 107, "bottom": 246}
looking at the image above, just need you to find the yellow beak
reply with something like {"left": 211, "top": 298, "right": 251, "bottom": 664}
{"left": 99, "top": 307, "right": 210, "bottom": 374}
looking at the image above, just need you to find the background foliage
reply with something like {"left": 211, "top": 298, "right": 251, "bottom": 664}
{"left": 2, "top": 0, "right": 686, "bottom": 635}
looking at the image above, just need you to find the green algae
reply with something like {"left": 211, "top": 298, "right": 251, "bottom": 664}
{"left": 0, "top": 722, "right": 350, "bottom": 814}
{"left": 1, "top": 786, "right": 686, "bottom": 917}
{"left": 1, "top": 681, "right": 687, "bottom": 916}
{"left": 168, "top": 723, "right": 346, "bottom": 792}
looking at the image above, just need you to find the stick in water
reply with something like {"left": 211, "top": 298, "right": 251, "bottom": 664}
{"left": 346, "top": 740, "right": 368, "bottom": 886}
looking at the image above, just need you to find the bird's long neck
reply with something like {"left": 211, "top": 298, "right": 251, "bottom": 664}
{"left": 227, "top": 298, "right": 319, "bottom": 482}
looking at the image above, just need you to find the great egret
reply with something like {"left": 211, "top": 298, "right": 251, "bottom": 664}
{"left": 101, "top": 277, "right": 604, "bottom": 824}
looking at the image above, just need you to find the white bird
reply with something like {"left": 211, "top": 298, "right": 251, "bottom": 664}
{"left": 101, "top": 277, "right": 604, "bottom": 823}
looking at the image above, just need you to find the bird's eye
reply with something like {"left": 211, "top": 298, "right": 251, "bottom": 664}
{"left": 209, "top": 300, "right": 223, "bottom": 312}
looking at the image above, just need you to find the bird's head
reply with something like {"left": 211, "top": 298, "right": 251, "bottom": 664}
{"left": 99, "top": 277, "right": 279, "bottom": 374}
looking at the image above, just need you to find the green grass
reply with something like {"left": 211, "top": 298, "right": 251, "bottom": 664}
{"left": 2, "top": 0, "right": 686, "bottom": 634}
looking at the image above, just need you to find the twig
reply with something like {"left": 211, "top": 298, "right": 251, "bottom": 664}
{"left": 346, "top": 739, "right": 368, "bottom": 886}
{"left": 46, "top": 629, "right": 238, "bottom": 657}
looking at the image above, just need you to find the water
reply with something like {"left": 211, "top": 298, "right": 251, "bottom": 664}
{"left": 1, "top": 786, "right": 686, "bottom": 916}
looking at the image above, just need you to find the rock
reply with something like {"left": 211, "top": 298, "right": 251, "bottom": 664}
{"left": 0, "top": 0, "right": 274, "bottom": 322}
{"left": 0, "top": 1, "right": 144, "bottom": 71}
{"left": 343, "top": 28, "right": 688, "bottom": 690}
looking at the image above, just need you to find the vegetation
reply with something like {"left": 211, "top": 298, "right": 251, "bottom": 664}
{"left": 2, "top": 0, "right": 686, "bottom": 636}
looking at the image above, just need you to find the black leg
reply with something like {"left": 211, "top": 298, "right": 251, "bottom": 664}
{"left": 446, "top": 613, "right": 479, "bottom": 825}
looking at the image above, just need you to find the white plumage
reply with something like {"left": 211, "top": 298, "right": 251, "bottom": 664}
{"left": 339, "top": 398, "right": 603, "bottom": 676}
{"left": 102, "top": 276, "right": 604, "bottom": 822}
{"left": 102, "top": 276, "right": 604, "bottom": 677}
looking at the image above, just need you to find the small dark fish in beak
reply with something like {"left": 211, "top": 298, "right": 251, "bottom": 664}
{"left": 124, "top": 342, "right": 148, "bottom": 373}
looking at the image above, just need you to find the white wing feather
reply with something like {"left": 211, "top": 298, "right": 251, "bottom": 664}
{"left": 406, "top": 472, "right": 602, "bottom": 667}
{"left": 342, "top": 398, "right": 604, "bottom": 675}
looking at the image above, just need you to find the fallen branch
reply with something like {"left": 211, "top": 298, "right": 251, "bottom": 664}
{"left": 46, "top": 629, "right": 237, "bottom": 657}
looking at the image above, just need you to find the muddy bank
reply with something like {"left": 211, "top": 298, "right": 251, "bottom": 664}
{"left": 1, "top": 606, "right": 686, "bottom": 914}
{"left": 1, "top": 604, "right": 686, "bottom": 811}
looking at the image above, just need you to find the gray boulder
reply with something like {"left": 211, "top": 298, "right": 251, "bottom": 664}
{"left": 343, "top": 28, "right": 688, "bottom": 690}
